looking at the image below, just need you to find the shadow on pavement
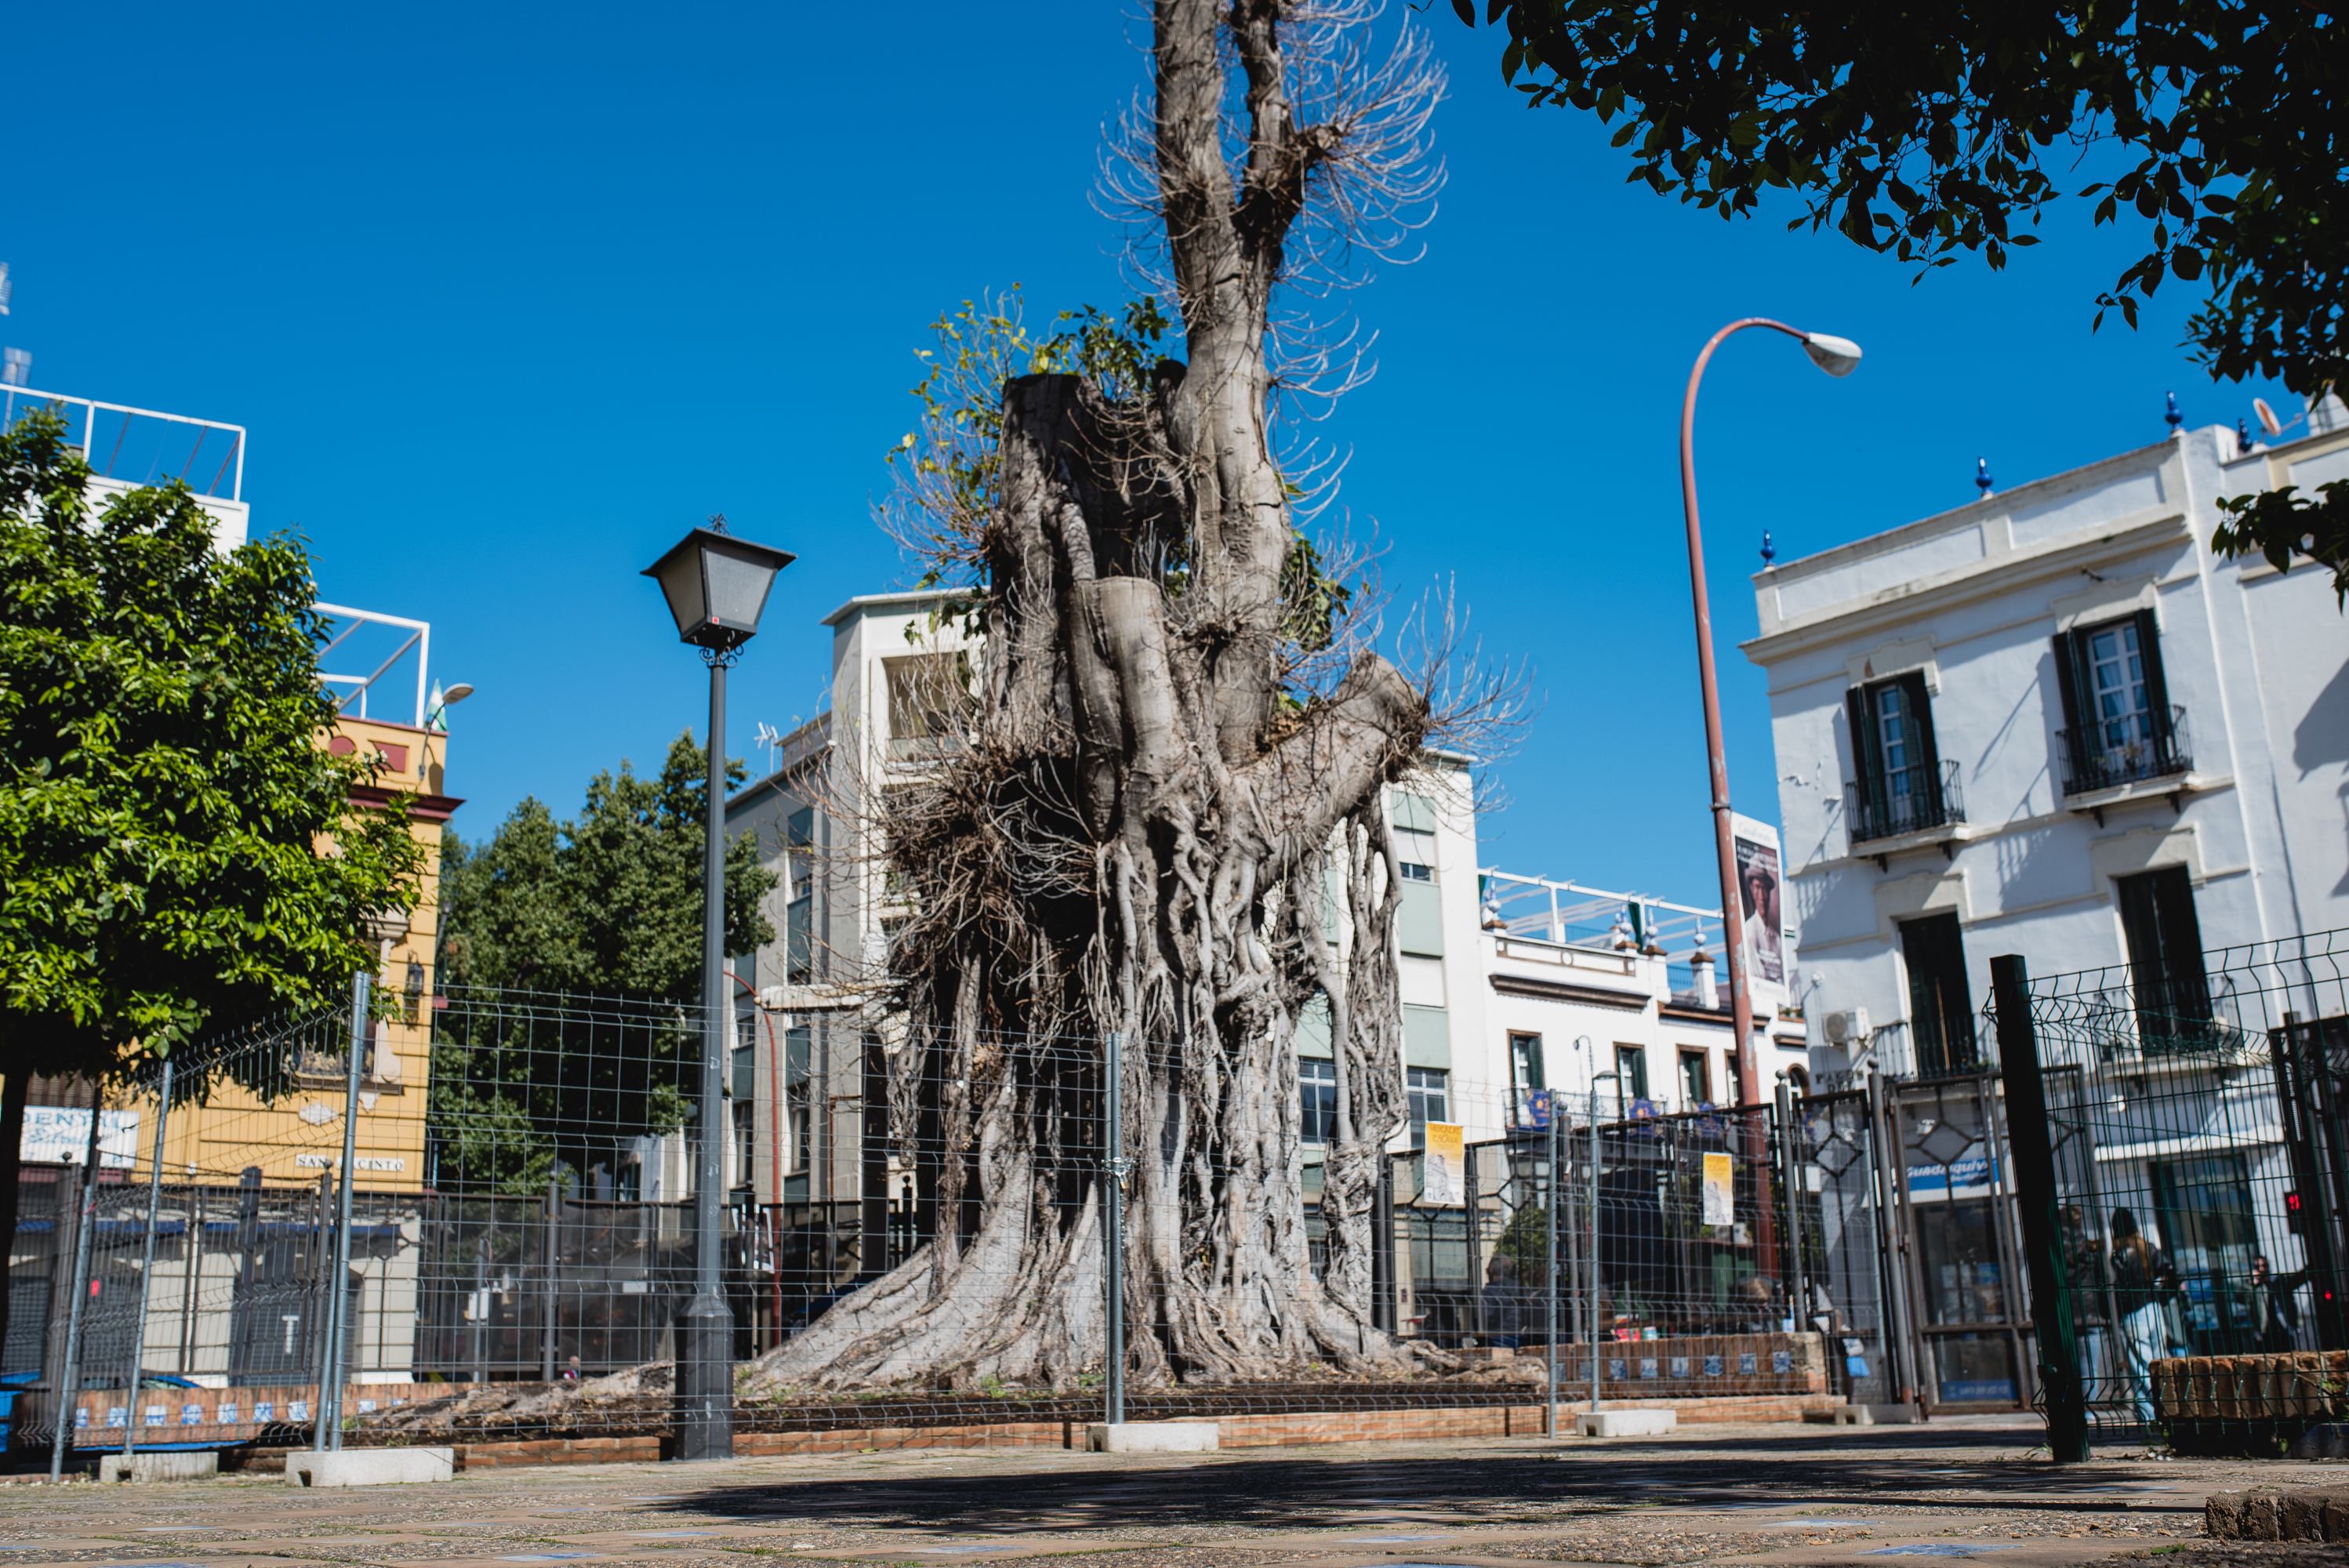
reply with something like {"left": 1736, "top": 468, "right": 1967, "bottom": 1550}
{"left": 648, "top": 1420, "right": 2198, "bottom": 1537}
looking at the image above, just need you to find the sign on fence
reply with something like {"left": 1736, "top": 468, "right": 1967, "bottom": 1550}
{"left": 20, "top": 1106, "right": 140, "bottom": 1167}
{"left": 1701, "top": 1151, "right": 1734, "bottom": 1226}
{"left": 1422, "top": 1122, "right": 1465, "bottom": 1206}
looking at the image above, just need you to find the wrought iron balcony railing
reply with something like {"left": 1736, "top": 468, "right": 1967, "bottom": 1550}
{"left": 1846, "top": 760, "right": 1964, "bottom": 848}
{"left": 2057, "top": 704, "right": 2192, "bottom": 797}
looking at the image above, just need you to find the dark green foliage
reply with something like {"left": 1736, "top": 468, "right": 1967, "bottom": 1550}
{"left": 1, "top": 405, "right": 425, "bottom": 1354}
{"left": 2212, "top": 481, "right": 2349, "bottom": 605}
{"left": 427, "top": 735, "right": 777, "bottom": 1193}
{"left": 0, "top": 407, "right": 425, "bottom": 1076}
{"left": 1454, "top": 2, "right": 2346, "bottom": 394}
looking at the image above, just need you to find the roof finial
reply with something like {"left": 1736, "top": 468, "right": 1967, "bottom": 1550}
{"left": 2165, "top": 391, "right": 2184, "bottom": 434}
{"left": 707, "top": 511, "right": 731, "bottom": 535}
{"left": 1975, "top": 457, "right": 1994, "bottom": 500}
{"left": 1759, "top": 528, "right": 1776, "bottom": 567}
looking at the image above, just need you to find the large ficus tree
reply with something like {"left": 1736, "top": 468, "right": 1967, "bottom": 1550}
{"left": 755, "top": 0, "right": 1467, "bottom": 1390}
{"left": 0, "top": 408, "right": 425, "bottom": 1356}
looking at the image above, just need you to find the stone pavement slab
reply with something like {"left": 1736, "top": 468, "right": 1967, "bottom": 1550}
{"left": 0, "top": 1415, "right": 2336, "bottom": 1568}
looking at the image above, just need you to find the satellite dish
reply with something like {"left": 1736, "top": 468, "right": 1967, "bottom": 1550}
{"left": 2253, "top": 397, "right": 2282, "bottom": 437}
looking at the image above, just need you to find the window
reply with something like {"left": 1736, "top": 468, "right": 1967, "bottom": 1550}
{"left": 732, "top": 1100, "right": 755, "bottom": 1192}
{"left": 1900, "top": 913, "right": 1977, "bottom": 1074}
{"left": 1406, "top": 1066, "right": 1448, "bottom": 1148}
{"left": 2053, "top": 612, "right": 2188, "bottom": 793}
{"left": 1679, "top": 1048, "right": 1712, "bottom": 1109}
{"left": 1299, "top": 1058, "right": 1338, "bottom": 1145}
{"left": 785, "top": 806, "right": 815, "bottom": 984}
{"left": 1508, "top": 1033, "right": 1545, "bottom": 1127}
{"left": 884, "top": 653, "right": 967, "bottom": 758}
{"left": 1844, "top": 672, "right": 1957, "bottom": 842}
{"left": 784, "top": 1025, "right": 811, "bottom": 1174}
{"left": 2117, "top": 866, "right": 2213, "bottom": 1051}
{"left": 1395, "top": 827, "right": 1438, "bottom": 883}
{"left": 1614, "top": 1044, "right": 1650, "bottom": 1102}
{"left": 2150, "top": 1154, "right": 2259, "bottom": 1352}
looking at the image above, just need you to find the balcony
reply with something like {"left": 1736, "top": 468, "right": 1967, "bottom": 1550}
{"left": 2057, "top": 705, "right": 2193, "bottom": 816}
{"left": 1846, "top": 760, "right": 1965, "bottom": 859}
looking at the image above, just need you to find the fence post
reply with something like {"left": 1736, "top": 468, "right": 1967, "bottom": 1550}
{"left": 1587, "top": 1082, "right": 1602, "bottom": 1414}
{"left": 542, "top": 1175, "right": 561, "bottom": 1382}
{"left": 122, "top": 1051, "right": 173, "bottom": 1465}
{"left": 1543, "top": 1112, "right": 1559, "bottom": 1437}
{"left": 49, "top": 1085, "right": 106, "bottom": 1479}
{"left": 1371, "top": 1155, "right": 1396, "bottom": 1336}
{"left": 1103, "top": 1029, "right": 1125, "bottom": 1428}
{"left": 2272, "top": 1014, "right": 2347, "bottom": 1349}
{"left": 318, "top": 970, "right": 369, "bottom": 1452}
{"left": 1775, "top": 1079, "right": 1806, "bottom": 1329}
{"left": 1991, "top": 953, "right": 2089, "bottom": 1463}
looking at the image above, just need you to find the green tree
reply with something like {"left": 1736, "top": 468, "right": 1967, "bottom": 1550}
{"left": 0, "top": 408, "right": 425, "bottom": 1356}
{"left": 1456, "top": 2, "right": 2347, "bottom": 593}
{"left": 427, "top": 735, "right": 775, "bottom": 1194}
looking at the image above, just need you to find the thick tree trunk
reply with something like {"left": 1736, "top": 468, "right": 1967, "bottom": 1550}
{"left": 750, "top": 0, "right": 1439, "bottom": 1396}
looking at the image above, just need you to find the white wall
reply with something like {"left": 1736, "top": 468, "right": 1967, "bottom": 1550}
{"left": 1748, "top": 421, "right": 2349, "bottom": 1071}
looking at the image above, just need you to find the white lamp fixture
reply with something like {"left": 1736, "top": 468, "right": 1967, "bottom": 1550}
{"left": 1801, "top": 332, "right": 1864, "bottom": 378}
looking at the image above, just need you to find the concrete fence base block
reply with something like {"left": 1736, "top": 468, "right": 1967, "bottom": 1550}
{"left": 286, "top": 1447, "right": 455, "bottom": 1487}
{"left": 99, "top": 1450, "right": 220, "bottom": 1483}
{"left": 1809, "top": 1403, "right": 1922, "bottom": 1427}
{"left": 1085, "top": 1421, "right": 1219, "bottom": 1454}
{"left": 1576, "top": 1408, "right": 1676, "bottom": 1437}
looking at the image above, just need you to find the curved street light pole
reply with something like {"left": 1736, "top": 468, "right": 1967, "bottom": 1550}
{"left": 1679, "top": 317, "right": 1860, "bottom": 1109}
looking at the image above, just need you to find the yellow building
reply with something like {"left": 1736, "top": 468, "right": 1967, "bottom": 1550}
{"left": 129, "top": 706, "right": 459, "bottom": 1196}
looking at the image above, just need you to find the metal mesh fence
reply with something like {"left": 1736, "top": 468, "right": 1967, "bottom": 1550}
{"left": 14, "top": 983, "right": 1896, "bottom": 1465}
{"left": 2000, "top": 927, "right": 2349, "bottom": 1450}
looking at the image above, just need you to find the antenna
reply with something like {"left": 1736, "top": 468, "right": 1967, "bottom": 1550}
{"left": 754, "top": 720, "right": 783, "bottom": 775}
{"left": 1, "top": 347, "right": 26, "bottom": 388}
{"left": 0, "top": 262, "right": 12, "bottom": 316}
{"left": 2252, "top": 397, "right": 2304, "bottom": 441}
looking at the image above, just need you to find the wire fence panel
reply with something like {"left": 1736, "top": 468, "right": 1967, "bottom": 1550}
{"left": 2006, "top": 928, "right": 2349, "bottom": 1450}
{"left": 18, "top": 985, "right": 1895, "bottom": 1458}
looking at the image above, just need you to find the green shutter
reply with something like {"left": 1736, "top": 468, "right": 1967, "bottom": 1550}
{"left": 1295, "top": 996, "right": 1334, "bottom": 1058}
{"left": 1403, "top": 1005, "right": 1451, "bottom": 1069}
{"left": 1391, "top": 792, "right": 1438, "bottom": 833}
{"left": 1397, "top": 881, "right": 1445, "bottom": 956}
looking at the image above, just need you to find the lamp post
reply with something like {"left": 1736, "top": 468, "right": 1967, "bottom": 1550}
{"left": 1677, "top": 319, "right": 1860, "bottom": 1105}
{"left": 643, "top": 517, "right": 795, "bottom": 1462}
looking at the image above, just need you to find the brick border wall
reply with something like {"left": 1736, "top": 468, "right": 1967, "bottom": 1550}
{"left": 445, "top": 1393, "right": 1844, "bottom": 1468}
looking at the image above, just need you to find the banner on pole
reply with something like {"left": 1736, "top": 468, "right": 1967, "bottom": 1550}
{"left": 1421, "top": 1121, "right": 1465, "bottom": 1207}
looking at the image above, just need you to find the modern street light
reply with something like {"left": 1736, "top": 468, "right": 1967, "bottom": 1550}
{"left": 643, "top": 517, "right": 795, "bottom": 1463}
{"left": 1678, "top": 318, "right": 1861, "bottom": 1107}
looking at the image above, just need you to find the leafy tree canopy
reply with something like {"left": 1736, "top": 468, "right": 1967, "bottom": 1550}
{"left": 0, "top": 407, "right": 425, "bottom": 1074}
{"left": 2, "top": 405, "right": 426, "bottom": 1354}
{"left": 427, "top": 734, "right": 776, "bottom": 1192}
{"left": 1456, "top": 0, "right": 2344, "bottom": 593}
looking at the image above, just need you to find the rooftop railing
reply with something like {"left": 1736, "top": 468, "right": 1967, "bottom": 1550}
{"left": 1, "top": 384, "right": 245, "bottom": 503}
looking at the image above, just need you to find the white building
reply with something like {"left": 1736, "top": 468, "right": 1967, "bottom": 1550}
{"left": 1743, "top": 397, "right": 2349, "bottom": 1412}
{"left": 1745, "top": 397, "right": 2349, "bottom": 1077}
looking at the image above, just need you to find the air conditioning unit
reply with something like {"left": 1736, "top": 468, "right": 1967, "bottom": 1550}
{"left": 1824, "top": 1007, "right": 1872, "bottom": 1046}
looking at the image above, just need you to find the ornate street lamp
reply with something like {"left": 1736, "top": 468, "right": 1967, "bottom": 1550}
{"left": 643, "top": 517, "right": 794, "bottom": 1462}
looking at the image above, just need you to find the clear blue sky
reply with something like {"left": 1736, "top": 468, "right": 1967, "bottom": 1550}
{"left": 5, "top": 3, "right": 2296, "bottom": 911}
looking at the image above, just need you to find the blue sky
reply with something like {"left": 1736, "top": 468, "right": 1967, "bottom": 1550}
{"left": 5, "top": 3, "right": 2296, "bottom": 912}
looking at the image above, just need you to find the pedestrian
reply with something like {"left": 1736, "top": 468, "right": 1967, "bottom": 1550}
{"left": 2246, "top": 1254, "right": 2307, "bottom": 1356}
{"left": 2110, "top": 1207, "right": 2179, "bottom": 1422}
{"left": 564, "top": 1354, "right": 580, "bottom": 1382}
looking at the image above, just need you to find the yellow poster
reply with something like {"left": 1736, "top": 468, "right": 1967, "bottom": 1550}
{"left": 1422, "top": 1121, "right": 1465, "bottom": 1207}
{"left": 1701, "top": 1151, "right": 1734, "bottom": 1226}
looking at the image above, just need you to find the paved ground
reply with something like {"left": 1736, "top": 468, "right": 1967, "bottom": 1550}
{"left": 3, "top": 1415, "right": 2342, "bottom": 1568}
